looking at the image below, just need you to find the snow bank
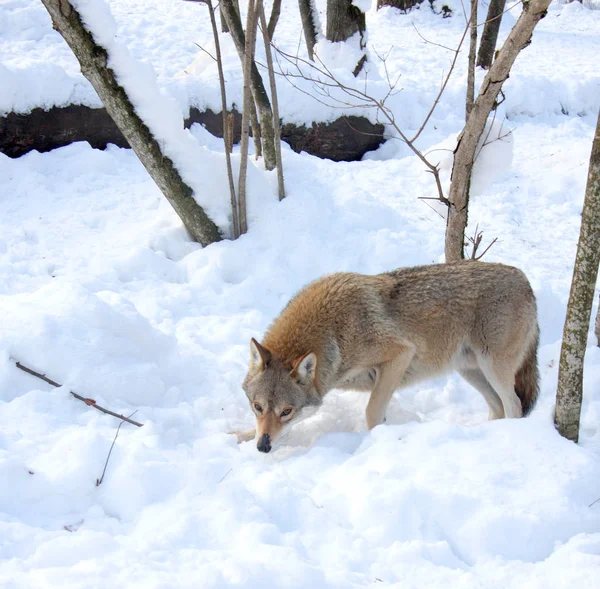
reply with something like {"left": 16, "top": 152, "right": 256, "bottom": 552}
{"left": 2, "top": 109, "right": 600, "bottom": 585}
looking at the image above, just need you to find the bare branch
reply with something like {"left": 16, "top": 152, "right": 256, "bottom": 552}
{"left": 466, "top": 224, "right": 499, "bottom": 260}
{"left": 410, "top": 12, "right": 472, "bottom": 144}
{"left": 269, "top": 44, "right": 450, "bottom": 204}
{"left": 96, "top": 410, "right": 138, "bottom": 486}
{"left": 13, "top": 360, "right": 143, "bottom": 427}
{"left": 193, "top": 41, "right": 217, "bottom": 63}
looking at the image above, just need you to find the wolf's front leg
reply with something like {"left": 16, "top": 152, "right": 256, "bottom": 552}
{"left": 365, "top": 345, "right": 415, "bottom": 429}
{"left": 229, "top": 429, "right": 256, "bottom": 444}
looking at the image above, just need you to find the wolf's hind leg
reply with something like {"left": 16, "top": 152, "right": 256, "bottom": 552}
{"left": 365, "top": 345, "right": 415, "bottom": 429}
{"left": 478, "top": 359, "right": 523, "bottom": 418}
{"left": 458, "top": 367, "right": 505, "bottom": 420}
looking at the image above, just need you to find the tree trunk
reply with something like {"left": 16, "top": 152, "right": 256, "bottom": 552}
{"left": 258, "top": 0, "right": 285, "bottom": 200}
{"left": 326, "top": 0, "right": 367, "bottom": 75}
{"left": 445, "top": 0, "right": 551, "bottom": 262}
{"left": 477, "top": 0, "right": 507, "bottom": 69}
{"left": 326, "top": 0, "right": 365, "bottom": 42}
{"left": 555, "top": 110, "right": 600, "bottom": 443}
{"left": 206, "top": 0, "right": 239, "bottom": 238}
{"left": 466, "top": 0, "right": 478, "bottom": 121}
{"left": 40, "top": 0, "right": 221, "bottom": 246}
{"left": 594, "top": 297, "right": 600, "bottom": 348}
{"left": 220, "top": 0, "right": 240, "bottom": 33}
{"left": 267, "top": 0, "right": 283, "bottom": 40}
{"left": 221, "top": 0, "right": 277, "bottom": 171}
{"left": 238, "top": 0, "right": 259, "bottom": 235}
{"left": 299, "top": 0, "right": 319, "bottom": 60}
{"left": 377, "top": 0, "right": 422, "bottom": 11}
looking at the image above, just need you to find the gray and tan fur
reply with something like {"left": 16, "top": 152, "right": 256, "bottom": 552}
{"left": 238, "top": 261, "right": 539, "bottom": 452}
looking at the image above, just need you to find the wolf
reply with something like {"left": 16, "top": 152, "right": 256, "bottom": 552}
{"left": 235, "top": 261, "right": 539, "bottom": 453}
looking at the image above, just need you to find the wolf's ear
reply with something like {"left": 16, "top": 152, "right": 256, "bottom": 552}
{"left": 249, "top": 338, "right": 272, "bottom": 374}
{"left": 291, "top": 352, "right": 317, "bottom": 385}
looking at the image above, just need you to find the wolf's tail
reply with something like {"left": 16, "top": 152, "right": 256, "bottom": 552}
{"left": 514, "top": 326, "right": 540, "bottom": 417}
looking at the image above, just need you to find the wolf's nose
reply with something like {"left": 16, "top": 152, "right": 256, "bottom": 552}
{"left": 257, "top": 434, "right": 271, "bottom": 453}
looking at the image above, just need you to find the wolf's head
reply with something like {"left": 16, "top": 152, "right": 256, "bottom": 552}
{"left": 242, "top": 338, "right": 322, "bottom": 452}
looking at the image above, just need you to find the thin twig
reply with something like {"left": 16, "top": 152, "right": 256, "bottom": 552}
{"left": 411, "top": 23, "right": 456, "bottom": 52}
{"left": 410, "top": 13, "right": 472, "bottom": 143}
{"left": 419, "top": 198, "right": 446, "bottom": 220}
{"left": 96, "top": 410, "right": 138, "bottom": 486}
{"left": 473, "top": 237, "right": 498, "bottom": 260}
{"left": 14, "top": 360, "right": 143, "bottom": 427}
{"left": 264, "top": 36, "right": 461, "bottom": 206}
{"left": 589, "top": 496, "right": 600, "bottom": 508}
{"left": 193, "top": 41, "right": 217, "bottom": 63}
{"left": 466, "top": 224, "right": 499, "bottom": 260}
{"left": 218, "top": 467, "right": 233, "bottom": 483}
{"left": 342, "top": 116, "right": 387, "bottom": 138}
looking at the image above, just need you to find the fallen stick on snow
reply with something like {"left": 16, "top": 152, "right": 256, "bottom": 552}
{"left": 13, "top": 360, "right": 144, "bottom": 427}
{"left": 96, "top": 410, "right": 138, "bottom": 486}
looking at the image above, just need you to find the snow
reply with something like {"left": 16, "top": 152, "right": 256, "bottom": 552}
{"left": 352, "top": 0, "right": 375, "bottom": 14}
{"left": 1, "top": 0, "right": 600, "bottom": 587}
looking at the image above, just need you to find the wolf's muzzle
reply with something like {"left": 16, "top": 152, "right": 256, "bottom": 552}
{"left": 257, "top": 433, "right": 271, "bottom": 453}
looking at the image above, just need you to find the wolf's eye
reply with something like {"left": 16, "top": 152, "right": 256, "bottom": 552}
{"left": 254, "top": 403, "right": 263, "bottom": 413}
{"left": 281, "top": 408, "right": 293, "bottom": 418}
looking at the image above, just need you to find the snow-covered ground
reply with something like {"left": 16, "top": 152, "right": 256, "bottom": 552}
{"left": 1, "top": 0, "right": 600, "bottom": 586}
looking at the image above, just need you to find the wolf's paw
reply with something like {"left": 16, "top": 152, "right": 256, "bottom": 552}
{"left": 229, "top": 429, "right": 256, "bottom": 444}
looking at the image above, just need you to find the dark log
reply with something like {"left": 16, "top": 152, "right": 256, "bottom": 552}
{"left": 1, "top": 106, "right": 385, "bottom": 162}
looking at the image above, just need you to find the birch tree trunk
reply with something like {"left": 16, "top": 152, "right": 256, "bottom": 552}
{"left": 41, "top": 0, "right": 221, "bottom": 246}
{"left": 555, "top": 110, "right": 600, "bottom": 443}
{"left": 445, "top": 0, "right": 551, "bottom": 262}
{"left": 466, "top": 0, "right": 478, "bottom": 121}
{"left": 477, "top": 0, "right": 507, "bottom": 69}
{"left": 594, "top": 297, "right": 600, "bottom": 348}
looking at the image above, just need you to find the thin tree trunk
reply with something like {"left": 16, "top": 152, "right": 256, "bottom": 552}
{"left": 41, "top": 0, "right": 221, "bottom": 246}
{"left": 445, "top": 0, "right": 552, "bottom": 262}
{"left": 299, "top": 0, "right": 319, "bottom": 60}
{"left": 268, "top": 0, "right": 282, "bottom": 40}
{"left": 220, "top": 0, "right": 277, "bottom": 170}
{"left": 258, "top": 0, "right": 285, "bottom": 200}
{"left": 466, "top": 0, "right": 478, "bottom": 121}
{"left": 206, "top": 0, "right": 239, "bottom": 238}
{"left": 249, "top": 8, "right": 263, "bottom": 160}
{"left": 250, "top": 99, "right": 262, "bottom": 159}
{"left": 238, "top": 0, "right": 258, "bottom": 235}
{"left": 555, "top": 110, "right": 600, "bottom": 443}
{"left": 477, "top": 0, "right": 507, "bottom": 69}
{"left": 595, "top": 294, "right": 600, "bottom": 346}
